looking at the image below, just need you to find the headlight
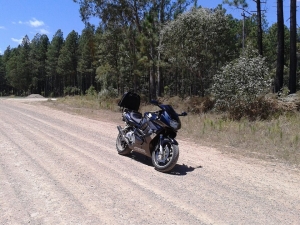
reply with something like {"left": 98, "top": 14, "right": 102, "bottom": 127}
{"left": 170, "top": 119, "right": 181, "bottom": 130}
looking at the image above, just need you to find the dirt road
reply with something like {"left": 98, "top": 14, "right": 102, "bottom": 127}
{"left": 1, "top": 98, "right": 300, "bottom": 224}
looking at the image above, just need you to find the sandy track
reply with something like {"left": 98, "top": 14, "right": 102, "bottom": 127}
{"left": 0, "top": 99, "right": 300, "bottom": 225}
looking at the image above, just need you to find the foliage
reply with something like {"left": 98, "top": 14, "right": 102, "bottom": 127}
{"left": 85, "top": 85, "right": 97, "bottom": 96}
{"left": 57, "top": 30, "right": 79, "bottom": 89}
{"left": 160, "top": 6, "right": 237, "bottom": 96}
{"left": 45, "top": 29, "right": 64, "bottom": 96}
{"left": 97, "top": 88, "right": 118, "bottom": 100}
{"left": 64, "top": 86, "right": 81, "bottom": 96}
{"left": 212, "top": 46, "right": 272, "bottom": 119}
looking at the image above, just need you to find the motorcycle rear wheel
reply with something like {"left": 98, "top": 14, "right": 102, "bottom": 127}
{"left": 151, "top": 140, "right": 179, "bottom": 173}
{"left": 116, "top": 134, "right": 131, "bottom": 155}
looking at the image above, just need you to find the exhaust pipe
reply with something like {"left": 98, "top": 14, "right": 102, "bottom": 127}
{"left": 117, "top": 126, "right": 129, "bottom": 145}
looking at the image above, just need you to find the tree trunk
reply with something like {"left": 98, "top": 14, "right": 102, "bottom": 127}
{"left": 157, "top": 35, "right": 162, "bottom": 97}
{"left": 289, "top": 0, "right": 297, "bottom": 94}
{"left": 149, "top": 67, "right": 156, "bottom": 101}
{"left": 275, "top": 0, "right": 284, "bottom": 93}
{"left": 256, "top": 0, "right": 263, "bottom": 55}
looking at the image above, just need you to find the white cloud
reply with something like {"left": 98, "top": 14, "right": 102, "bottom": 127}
{"left": 29, "top": 18, "right": 45, "bottom": 27}
{"left": 17, "top": 18, "right": 45, "bottom": 27}
{"left": 11, "top": 38, "right": 23, "bottom": 44}
{"left": 0, "top": 26, "right": 5, "bottom": 29}
{"left": 38, "top": 28, "right": 49, "bottom": 34}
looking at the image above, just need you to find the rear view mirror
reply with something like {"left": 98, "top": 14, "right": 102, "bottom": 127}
{"left": 150, "top": 100, "right": 159, "bottom": 106}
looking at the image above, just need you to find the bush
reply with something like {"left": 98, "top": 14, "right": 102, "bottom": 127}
{"left": 85, "top": 85, "right": 97, "bottom": 96}
{"left": 97, "top": 88, "right": 118, "bottom": 100}
{"left": 211, "top": 46, "right": 272, "bottom": 120}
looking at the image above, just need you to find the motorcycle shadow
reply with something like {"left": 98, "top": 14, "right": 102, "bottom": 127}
{"left": 169, "top": 164, "right": 202, "bottom": 176}
{"left": 128, "top": 152, "right": 202, "bottom": 176}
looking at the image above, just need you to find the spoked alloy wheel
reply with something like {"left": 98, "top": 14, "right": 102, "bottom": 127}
{"left": 116, "top": 134, "right": 131, "bottom": 155}
{"left": 151, "top": 140, "right": 179, "bottom": 173}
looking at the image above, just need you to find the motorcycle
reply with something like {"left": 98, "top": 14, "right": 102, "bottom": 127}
{"left": 116, "top": 92, "right": 187, "bottom": 172}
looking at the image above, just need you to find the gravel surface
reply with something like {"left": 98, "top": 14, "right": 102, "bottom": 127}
{"left": 1, "top": 98, "right": 300, "bottom": 224}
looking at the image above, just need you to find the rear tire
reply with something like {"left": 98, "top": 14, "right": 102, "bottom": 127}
{"left": 151, "top": 140, "right": 179, "bottom": 173}
{"left": 116, "top": 134, "right": 131, "bottom": 155}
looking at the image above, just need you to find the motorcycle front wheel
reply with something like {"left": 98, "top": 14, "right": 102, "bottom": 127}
{"left": 116, "top": 134, "right": 131, "bottom": 155}
{"left": 151, "top": 140, "right": 179, "bottom": 173}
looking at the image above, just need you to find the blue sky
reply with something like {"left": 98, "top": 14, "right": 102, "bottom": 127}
{"left": 0, "top": 0, "right": 299, "bottom": 55}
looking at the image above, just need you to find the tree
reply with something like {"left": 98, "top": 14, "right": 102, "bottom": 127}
{"left": 0, "top": 54, "right": 8, "bottom": 95}
{"left": 255, "top": 0, "right": 263, "bottom": 55}
{"left": 45, "top": 29, "right": 64, "bottom": 96}
{"left": 160, "top": 7, "right": 232, "bottom": 97}
{"left": 77, "top": 24, "right": 96, "bottom": 94}
{"left": 30, "top": 34, "right": 49, "bottom": 94}
{"left": 289, "top": 0, "right": 297, "bottom": 93}
{"left": 274, "top": 0, "right": 284, "bottom": 93}
{"left": 57, "top": 30, "right": 79, "bottom": 95}
{"left": 223, "top": 0, "right": 265, "bottom": 55}
{"left": 12, "top": 35, "right": 32, "bottom": 93}
{"left": 73, "top": 0, "right": 191, "bottom": 99}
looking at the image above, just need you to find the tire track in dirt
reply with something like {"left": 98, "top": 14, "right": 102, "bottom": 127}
{"left": 0, "top": 101, "right": 212, "bottom": 224}
{"left": 0, "top": 119, "right": 108, "bottom": 224}
{"left": 1, "top": 99, "right": 300, "bottom": 224}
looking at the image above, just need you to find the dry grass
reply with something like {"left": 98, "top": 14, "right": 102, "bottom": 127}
{"left": 178, "top": 113, "right": 300, "bottom": 166}
{"left": 42, "top": 94, "right": 300, "bottom": 167}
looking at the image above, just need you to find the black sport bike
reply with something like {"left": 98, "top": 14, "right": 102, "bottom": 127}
{"left": 116, "top": 92, "right": 187, "bottom": 172}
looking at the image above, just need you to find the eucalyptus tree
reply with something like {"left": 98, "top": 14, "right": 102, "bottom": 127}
{"left": 159, "top": 7, "right": 232, "bottom": 97}
{"left": 45, "top": 29, "right": 64, "bottom": 96}
{"left": 57, "top": 30, "right": 79, "bottom": 94}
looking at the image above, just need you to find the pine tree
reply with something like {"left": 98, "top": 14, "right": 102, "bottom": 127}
{"left": 289, "top": 0, "right": 297, "bottom": 93}
{"left": 45, "top": 29, "right": 64, "bottom": 96}
{"left": 30, "top": 34, "right": 49, "bottom": 95}
{"left": 57, "top": 30, "right": 79, "bottom": 95}
{"left": 275, "top": 0, "right": 284, "bottom": 93}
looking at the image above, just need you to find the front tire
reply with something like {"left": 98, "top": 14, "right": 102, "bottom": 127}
{"left": 151, "top": 140, "right": 179, "bottom": 173}
{"left": 116, "top": 134, "right": 131, "bottom": 155}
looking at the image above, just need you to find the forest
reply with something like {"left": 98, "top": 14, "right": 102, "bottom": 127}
{"left": 0, "top": 0, "right": 299, "bottom": 108}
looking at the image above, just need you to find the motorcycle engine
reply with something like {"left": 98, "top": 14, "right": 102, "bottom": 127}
{"left": 125, "top": 130, "right": 135, "bottom": 144}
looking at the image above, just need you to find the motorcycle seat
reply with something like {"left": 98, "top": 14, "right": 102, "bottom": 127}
{"left": 130, "top": 111, "right": 142, "bottom": 124}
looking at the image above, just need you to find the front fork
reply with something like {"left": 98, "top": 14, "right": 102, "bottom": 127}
{"left": 159, "top": 134, "right": 164, "bottom": 154}
{"left": 158, "top": 134, "right": 171, "bottom": 162}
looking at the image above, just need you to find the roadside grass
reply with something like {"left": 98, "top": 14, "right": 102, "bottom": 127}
{"left": 44, "top": 95, "right": 300, "bottom": 167}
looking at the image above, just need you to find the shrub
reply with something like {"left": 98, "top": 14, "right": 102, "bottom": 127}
{"left": 97, "top": 88, "right": 118, "bottom": 100}
{"left": 85, "top": 85, "right": 97, "bottom": 96}
{"left": 211, "top": 46, "right": 272, "bottom": 119}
